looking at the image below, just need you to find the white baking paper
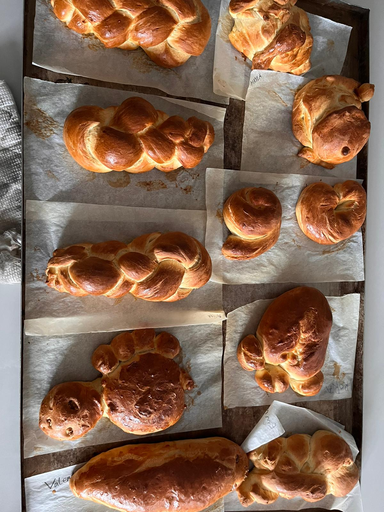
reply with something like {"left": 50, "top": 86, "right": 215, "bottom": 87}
{"left": 33, "top": 0, "right": 226, "bottom": 104}
{"left": 225, "top": 401, "right": 363, "bottom": 512}
{"left": 24, "top": 462, "right": 225, "bottom": 512}
{"left": 24, "top": 77, "right": 225, "bottom": 211}
{"left": 23, "top": 322, "right": 223, "bottom": 458}
{"left": 214, "top": 0, "right": 352, "bottom": 101}
{"left": 241, "top": 70, "right": 357, "bottom": 178}
{"left": 25, "top": 200, "right": 225, "bottom": 336}
{"left": 205, "top": 168, "right": 364, "bottom": 284}
{"left": 224, "top": 293, "right": 360, "bottom": 407}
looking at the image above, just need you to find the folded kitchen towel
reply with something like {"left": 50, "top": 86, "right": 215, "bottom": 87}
{"left": 0, "top": 80, "right": 21, "bottom": 283}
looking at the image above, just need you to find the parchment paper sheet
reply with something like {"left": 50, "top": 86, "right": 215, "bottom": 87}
{"left": 23, "top": 322, "right": 223, "bottom": 458}
{"left": 24, "top": 78, "right": 225, "bottom": 211}
{"left": 205, "top": 169, "right": 364, "bottom": 284}
{"left": 214, "top": 0, "right": 352, "bottom": 100}
{"left": 33, "top": 0, "right": 226, "bottom": 104}
{"left": 224, "top": 293, "right": 360, "bottom": 407}
{"left": 24, "top": 462, "right": 224, "bottom": 512}
{"left": 25, "top": 200, "right": 224, "bottom": 336}
{"left": 241, "top": 70, "right": 356, "bottom": 178}
{"left": 225, "top": 401, "right": 363, "bottom": 512}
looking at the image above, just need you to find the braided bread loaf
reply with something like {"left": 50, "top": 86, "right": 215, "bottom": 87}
{"left": 292, "top": 75, "right": 374, "bottom": 168}
{"left": 237, "top": 287, "right": 332, "bottom": 396}
{"left": 46, "top": 232, "right": 212, "bottom": 302}
{"left": 229, "top": 0, "right": 313, "bottom": 75}
{"left": 237, "top": 431, "right": 359, "bottom": 505}
{"left": 222, "top": 187, "right": 282, "bottom": 260}
{"left": 63, "top": 97, "right": 215, "bottom": 174}
{"left": 296, "top": 181, "right": 367, "bottom": 245}
{"left": 51, "top": 0, "right": 211, "bottom": 68}
{"left": 39, "top": 328, "right": 194, "bottom": 440}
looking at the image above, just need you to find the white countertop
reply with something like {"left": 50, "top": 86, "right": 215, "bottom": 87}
{"left": 0, "top": 1, "right": 383, "bottom": 511}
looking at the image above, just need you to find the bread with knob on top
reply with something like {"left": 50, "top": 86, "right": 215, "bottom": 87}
{"left": 237, "top": 430, "right": 359, "bottom": 505}
{"left": 63, "top": 96, "right": 215, "bottom": 174}
{"left": 51, "top": 0, "right": 212, "bottom": 68}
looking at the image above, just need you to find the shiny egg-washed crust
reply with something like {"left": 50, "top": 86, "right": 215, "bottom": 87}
{"left": 237, "top": 287, "right": 332, "bottom": 396}
{"left": 296, "top": 180, "right": 367, "bottom": 245}
{"left": 39, "top": 329, "right": 194, "bottom": 440}
{"left": 51, "top": 0, "right": 211, "bottom": 68}
{"left": 292, "top": 75, "right": 374, "bottom": 168}
{"left": 46, "top": 232, "right": 212, "bottom": 302}
{"left": 222, "top": 187, "right": 282, "bottom": 260}
{"left": 229, "top": 0, "right": 313, "bottom": 75}
{"left": 237, "top": 431, "right": 359, "bottom": 505}
{"left": 63, "top": 97, "right": 215, "bottom": 174}
{"left": 70, "top": 437, "right": 249, "bottom": 512}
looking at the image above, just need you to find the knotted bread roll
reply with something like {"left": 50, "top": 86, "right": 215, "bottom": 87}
{"left": 70, "top": 437, "right": 249, "bottom": 512}
{"left": 237, "top": 431, "right": 359, "bottom": 505}
{"left": 46, "top": 232, "right": 212, "bottom": 302}
{"left": 51, "top": 0, "right": 211, "bottom": 68}
{"left": 296, "top": 180, "right": 367, "bottom": 245}
{"left": 237, "top": 287, "right": 332, "bottom": 396}
{"left": 222, "top": 187, "right": 282, "bottom": 260}
{"left": 39, "top": 329, "right": 194, "bottom": 440}
{"left": 228, "top": 0, "right": 313, "bottom": 75}
{"left": 64, "top": 97, "right": 215, "bottom": 174}
{"left": 293, "top": 75, "right": 374, "bottom": 168}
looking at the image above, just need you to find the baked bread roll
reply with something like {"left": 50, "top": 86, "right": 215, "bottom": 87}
{"left": 228, "top": 0, "right": 313, "bottom": 75}
{"left": 237, "top": 287, "right": 332, "bottom": 396}
{"left": 222, "top": 187, "right": 282, "bottom": 260}
{"left": 64, "top": 97, "right": 215, "bottom": 174}
{"left": 70, "top": 437, "right": 249, "bottom": 512}
{"left": 46, "top": 232, "right": 212, "bottom": 302}
{"left": 51, "top": 0, "right": 211, "bottom": 68}
{"left": 296, "top": 180, "right": 367, "bottom": 245}
{"left": 39, "top": 329, "right": 193, "bottom": 440}
{"left": 237, "top": 431, "right": 359, "bottom": 505}
{"left": 292, "top": 75, "right": 375, "bottom": 168}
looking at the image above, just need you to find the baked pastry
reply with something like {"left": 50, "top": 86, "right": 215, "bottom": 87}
{"left": 39, "top": 329, "right": 193, "bottom": 440}
{"left": 70, "top": 437, "right": 249, "bottom": 512}
{"left": 237, "top": 431, "right": 359, "bottom": 505}
{"left": 228, "top": 0, "right": 313, "bottom": 75}
{"left": 237, "top": 287, "right": 332, "bottom": 396}
{"left": 292, "top": 75, "right": 375, "bottom": 168}
{"left": 51, "top": 0, "right": 211, "bottom": 68}
{"left": 64, "top": 97, "right": 215, "bottom": 174}
{"left": 46, "top": 232, "right": 212, "bottom": 302}
{"left": 222, "top": 187, "right": 282, "bottom": 260}
{"left": 296, "top": 180, "right": 367, "bottom": 245}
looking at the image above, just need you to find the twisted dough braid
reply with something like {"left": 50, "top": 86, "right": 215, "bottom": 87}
{"left": 296, "top": 181, "right": 367, "bottom": 245}
{"left": 51, "top": 0, "right": 211, "bottom": 68}
{"left": 229, "top": 0, "right": 313, "bottom": 75}
{"left": 46, "top": 231, "right": 212, "bottom": 302}
{"left": 63, "top": 97, "right": 215, "bottom": 174}
{"left": 222, "top": 187, "right": 282, "bottom": 260}
{"left": 237, "top": 431, "right": 359, "bottom": 505}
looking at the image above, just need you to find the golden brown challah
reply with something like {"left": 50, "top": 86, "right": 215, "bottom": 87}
{"left": 63, "top": 97, "right": 215, "bottom": 174}
{"left": 222, "top": 187, "right": 282, "bottom": 260}
{"left": 292, "top": 75, "right": 375, "bottom": 168}
{"left": 51, "top": 0, "right": 211, "bottom": 68}
{"left": 237, "top": 431, "right": 359, "bottom": 505}
{"left": 46, "top": 232, "right": 212, "bottom": 302}
{"left": 228, "top": 0, "right": 313, "bottom": 75}
{"left": 39, "top": 328, "right": 194, "bottom": 440}
{"left": 70, "top": 437, "right": 249, "bottom": 512}
{"left": 237, "top": 287, "right": 332, "bottom": 396}
{"left": 296, "top": 180, "right": 367, "bottom": 245}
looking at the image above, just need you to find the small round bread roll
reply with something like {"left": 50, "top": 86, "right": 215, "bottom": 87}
{"left": 296, "top": 180, "right": 367, "bottom": 245}
{"left": 222, "top": 187, "right": 282, "bottom": 260}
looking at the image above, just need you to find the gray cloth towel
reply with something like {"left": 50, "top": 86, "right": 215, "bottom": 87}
{"left": 0, "top": 80, "right": 22, "bottom": 283}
